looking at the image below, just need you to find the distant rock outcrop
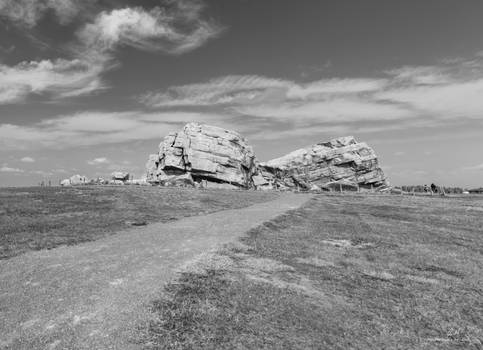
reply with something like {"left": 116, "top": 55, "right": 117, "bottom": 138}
{"left": 146, "top": 123, "right": 258, "bottom": 188}
{"left": 111, "top": 171, "right": 130, "bottom": 182}
{"left": 259, "top": 136, "right": 388, "bottom": 191}
{"left": 146, "top": 123, "right": 388, "bottom": 191}
{"left": 60, "top": 174, "right": 88, "bottom": 186}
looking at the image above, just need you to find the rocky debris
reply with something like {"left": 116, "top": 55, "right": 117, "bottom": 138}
{"left": 60, "top": 175, "right": 88, "bottom": 186}
{"left": 146, "top": 124, "right": 388, "bottom": 191}
{"left": 146, "top": 123, "right": 258, "bottom": 188}
{"left": 259, "top": 136, "right": 388, "bottom": 191}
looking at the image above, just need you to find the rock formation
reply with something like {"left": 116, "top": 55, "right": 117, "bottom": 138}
{"left": 60, "top": 174, "right": 88, "bottom": 186}
{"left": 259, "top": 136, "right": 388, "bottom": 191}
{"left": 146, "top": 123, "right": 258, "bottom": 189}
{"left": 111, "top": 171, "right": 130, "bottom": 182}
{"left": 146, "top": 123, "right": 388, "bottom": 191}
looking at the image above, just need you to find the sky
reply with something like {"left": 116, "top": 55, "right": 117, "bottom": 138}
{"left": 1, "top": 0, "right": 483, "bottom": 187}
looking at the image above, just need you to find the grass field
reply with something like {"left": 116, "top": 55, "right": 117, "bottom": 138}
{"left": 0, "top": 186, "right": 278, "bottom": 260}
{"left": 143, "top": 194, "right": 483, "bottom": 349}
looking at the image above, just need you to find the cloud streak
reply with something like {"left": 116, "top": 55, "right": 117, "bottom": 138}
{"left": 0, "top": 59, "right": 107, "bottom": 104}
{"left": 0, "top": 164, "right": 24, "bottom": 173}
{"left": 0, "top": 111, "right": 233, "bottom": 150}
{"left": 87, "top": 157, "right": 109, "bottom": 165}
{"left": 140, "top": 54, "right": 483, "bottom": 130}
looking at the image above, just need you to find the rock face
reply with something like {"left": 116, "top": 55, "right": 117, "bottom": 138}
{"left": 146, "top": 124, "right": 388, "bottom": 191}
{"left": 259, "top": 136, "right": 388, "bottom": 191}
{"left": 146, "top": 123, "right": 258, "bottom": 188}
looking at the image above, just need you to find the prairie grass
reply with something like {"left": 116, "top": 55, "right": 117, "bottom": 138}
{"left": 0, "top": 186, "right": 277, "bottom": 259}
{"left": 143, "top": 194, "right": 483, "bottom": 350}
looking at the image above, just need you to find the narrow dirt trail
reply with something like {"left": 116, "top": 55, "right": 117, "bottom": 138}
{"left": 0, "top": 193, "right": 311, "bottom": 350}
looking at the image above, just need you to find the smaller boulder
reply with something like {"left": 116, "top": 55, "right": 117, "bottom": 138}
{"left": 70, "top": 174, "right": 88, "bottom": 185}
{"left": 111, "top": 171, "right": 130, "bottom": 182}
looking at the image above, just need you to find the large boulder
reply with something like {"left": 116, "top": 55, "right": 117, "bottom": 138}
{"left": 147, "top": 123, "right": 258, "bottom": 188}
{"left": 259, "top": 136, "right": 388, "bottom": 191}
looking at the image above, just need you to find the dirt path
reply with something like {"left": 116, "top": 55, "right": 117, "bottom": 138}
{"left": 0, "top": 193, "right": 311, "bottom": 350}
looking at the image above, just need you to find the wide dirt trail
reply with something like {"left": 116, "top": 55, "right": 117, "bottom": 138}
{"left": 0, "top": 193, "right": 311, "bottom": 350}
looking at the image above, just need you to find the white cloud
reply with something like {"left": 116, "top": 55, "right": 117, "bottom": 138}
{"left": 78, "top": 5, "right": 222, "bottom": 55}
{"left": 376, "top": 78, "right": 483, "bottom": 119}
{"left": 140, "top": 54, "right": 483, "bottom": 129}
{"left": 285, "top": 78, "right": 387, "bottom": 99}
{"left": 0, "top": 58, "right": 107, "bottom": 104}
{"left": 0, "top": 0, "right": 92, "bottom": 27}
{"left": 30, "top": 170, "right": 53, "bottom": 176}
{"left": 74, "top": 0, "right": 223, "bottom": 66}
{"left": 0, "top": 0, "right": 222, "bottom": 104}
{"left": 87, "top": 157, "right": 109, "bottom": 165}
{"left": 20, "top": 156, "right": 35, "bottom": 163}
{"left": 140, "top": 75, "right": 384, "bottom": 108}
{"left": 0, "top": 164, "right": 24, "bottom": 173}
{"left": 463, "top": 163, "right": 483, "bottom": 171}
{"left": 0, "top": 110, "right": 232, "bottom": 150}
{"left": 235, "top": 98, "right": 411, "bottom": 122}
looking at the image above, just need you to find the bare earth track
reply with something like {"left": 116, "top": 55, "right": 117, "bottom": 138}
{"left": 0, "top": 193, "right": 311, "bottom": 350}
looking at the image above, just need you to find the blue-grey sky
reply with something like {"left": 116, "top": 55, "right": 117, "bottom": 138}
{"left": 1, "top": 0, "right": 483, "bottom": 187}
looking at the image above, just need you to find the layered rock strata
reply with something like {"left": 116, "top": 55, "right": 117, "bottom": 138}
{"left": 146, "top": 123, "right": 258, "bottom": 188}
{"left": 259, "top": 136, "right": 388, "bottom": 191}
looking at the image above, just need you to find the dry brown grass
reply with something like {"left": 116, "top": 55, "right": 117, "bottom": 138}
{"left": 0, "top": 186, "right": 278, "bottom": 259}
{"left": 143, "top": 194, "right": 483, "bottom": 350}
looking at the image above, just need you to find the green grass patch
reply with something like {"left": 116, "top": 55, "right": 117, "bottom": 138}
{"left": 0, "top": 186, "right": 277, "bottom": 259}
{"left": 142, "top": 194, "right": 483, "bottom": 349}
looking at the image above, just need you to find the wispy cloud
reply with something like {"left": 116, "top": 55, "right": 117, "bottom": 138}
{"left": 140, "top": 53, "right": 483, "bottom": 134}
{"left": 140, "top": 75, "right": 385, "bottom": 108}
{"left": 20, "top": 156, "right": 35, "bottom": 163}
{"left": 0, "top": 59, "right": 107, "bottom": 104}
{"left": 0, "top": 0, "right": 96, "bottom": 27}
{"left": 30, "top": 170, "right": 53, "bottom": 176}
{"left": 87, "top": 157, "right": 109, "bottom": 165}
{"left": 463, "top": 163, "right": 483, "bottom": 171}
{"left": 0, "top": 0, "right": 223, "bottom": 104}
{"left": 0, "top": 164, "right": 24, "bottom": 173}
{"left": 77, "top": 3, "right": 223, "bottom": 56}
{"left": 0, "top": 111, "right": 232, "bottom": 150}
